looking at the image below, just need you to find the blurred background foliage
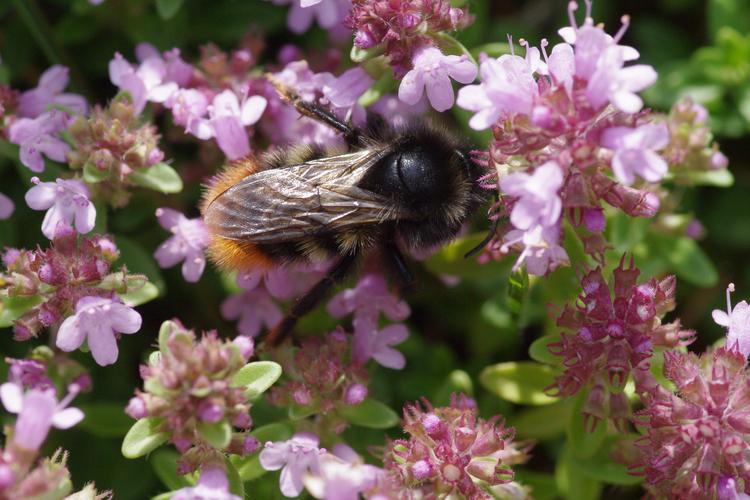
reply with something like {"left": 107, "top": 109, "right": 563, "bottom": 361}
{"left": 0, "top": 0, "right": 749, "bottom": 498}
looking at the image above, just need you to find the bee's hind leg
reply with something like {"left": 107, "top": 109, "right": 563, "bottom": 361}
{"left": 265, "top": 252, "right": 359, "bottom": 347}
{"left": 385, "top": 242, "right": 415, "bottom": 293}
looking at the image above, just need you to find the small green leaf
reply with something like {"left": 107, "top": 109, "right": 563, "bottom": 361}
{"left": 577, "top": 437, "right": 643, "bottom": 485}
{"left": 122, "top": 417, "right": 169, "bottom": 458}
{"left": 676, "top": 168, "right": 734, "bottom": 187}
{"left": 82, "top": 162, "right": 108, "bottom": 183}
{"left": 78, "top": 402, "right": 133, "bottom": 438}
{"left": 338, "top": 399, "right": 400, "bottom": 429}
{"left": 120, "top": 281, "right": 159, "bottom": 307}
{"left": 224, "top": 457, "right": 244, "bottom": 497}
{"left": 289, "top": 404, "right": 318, "bottom": 420}
{"left": 528, "top": 334, "right": 562, "bottom": 365}
{"left": 350, "top": 44, "right": 384, "bottom": 63}
{"left": 424, "top": 233, "right": 513, "bottom": 279}
{"left": 0, "top": 295, "right": 44, "bottom": 328}
{"left": 252, "top": 422, "right": 293, "bottom": 443}
{"left": 232, "top": 361, "right": 282, "bottom": 399}
{"left": 479, "top": 362, "right": 558, "bottom": 405}
{"left": 150, "top": 449, "right": 191, "bottom": 491}
{"left": 116, "top": 235, "right": 166, "bottom": 292}
{"left": 129, "top": 163, "right": 183, "bottom": 194}
{"left": 511, "top": 400, "right": 572, "bottom": 440}
{"left": 567, "top": 392, "right": 608, "bottom": 459}
{"left": 507, "top": 267, "right": 529, "bottom": 315}
{"left": 155, "top": 0, "right": 184, "bottom": 19}
{"left": 514, "top": 470, "right": 560, "bottom": 500}
{"left": 197, "top": 420, "right": 232, "bottom": 449}
{"left": 555, "top": 446, "right": 603, "bottom": 500}
{"left": 652, "top": 235, "right": 718, "bottom": 287}
{"left": 158, "top": 320, "right": 181, "bottom": 352}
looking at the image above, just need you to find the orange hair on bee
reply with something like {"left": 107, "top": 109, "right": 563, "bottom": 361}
{"left": 201, "top": 156, "right": 275, "bottom": 271}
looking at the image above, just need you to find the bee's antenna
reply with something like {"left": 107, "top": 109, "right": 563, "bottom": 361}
{"left": 266, "top": 74, "right": 363, "bottom": 147}
{"left": 464, "top": 217, "right": 499, "bottom": 259}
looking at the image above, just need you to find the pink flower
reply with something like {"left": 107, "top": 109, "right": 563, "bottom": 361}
{"left": 8, "top": 110, "right": 72, "bottom": 172}
{"left": 237, "top": 263, "right": 325, "bottom": 300}
{"left": 221, "top": 286, "right": 283, "bottom": 338}
{"left": 0, "top": 192, "right": 14, "bottom": 220}
{"left": 0, "top": 383, "right": 83, "bottom": 452}
{"left": 25, "top": 177, "right": 96, "bottom": 240}
{"left": 172, "top": 467, "right": 241, "bottom": 500}
{"left": 370, "top": 93, "right": 428, "bottom": 127}
{"left": 56, "top": 296, "right": 142, "bottom": 366}
{"left": 17, "top": 65, "right": 87, "bottom": 118}
{"left": 398, "top": 47, "right": 477, "bottom": 112}
{"left": 352, "top": 317, "right": 409, "bottom": 369}
{"left": 456, "top": 51, "right": 539, "bottom": 129}
{"left": 633, "top": 348, "right": 750, "bottom": 498}
{"left": 154, "top": 208, "right": 209, "bottom": 282}
{"left": 304, "top": 445, "right": 383, "bottom": 500}
{"left": 187, "top": 90, "right": 267, "bottom": 159}
{"left": 500, "top": 224, "right": 569, "bottom": 276}
{"left": 327, "top": 273, "right": 410, "bottom": 324}
{"left": 500, "top": 161, "right": 564, "bottom": 230}
{"left": 165, "top": 88, "right": 209, "bottom": 128}
{"left": 108, "top": 45, "right": 191, "bottom": 114}
{"left": 601, "top": 123, "right": 669, "bottom": 185}
{"left": 271, "top": 0, "right": 352, "bottom": 34}
{"left": 260, "top": 432, "right": 326, "bottom": 497}
{"left": 713, "top": 284, "right": 750, "bottom": 358}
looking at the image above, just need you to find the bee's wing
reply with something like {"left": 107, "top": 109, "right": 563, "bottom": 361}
{"left": 204, "top": 149, "right": 406, "bottom": 243}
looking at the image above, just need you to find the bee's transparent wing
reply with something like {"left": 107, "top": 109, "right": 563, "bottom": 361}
{"left": 203, "top": 149, "right": 407, "bottom": 243}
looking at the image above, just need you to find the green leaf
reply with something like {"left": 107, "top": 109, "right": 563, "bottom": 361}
{"left": 78, "top": 402, "right": 133, "bottom": 438}
{"left": 82, "top": 162, "right": 109, "bottom": 184}
{"left": 424, "top": 233, "right": 513, "bottom": 279}
{"left": 129, "top": 163, "right": 183, "bottom": 194}
{"left": 358, "top": 72, "right": 396, "bottom": 108}
{"left": 0, "top": 295, "right": 43, "bottom": 328}
{"left": 652, "top": 235, "right": 718, "bottom": 287}
{"left": 479, "top": 362, "right": 558, "bottom": 405}
{"left": 608, "top": 211, "right": 651, "bottom": 253}
{"left": 224, "top": 457, "right": 244, "bottom": 497}
{"left": 507, "top": 267, "right": 529, "bottom": 315}
{"left": 197, "top": 420, "right": 232, "bottom": 449}
{"left": 155, "top": 0, "right": 184, "bottom": 19}
{"left": 288, "top": 404, "right": 318, "bottom": 420}
{"left": 577, "top": 436, "right": 642, "bottom": 485}
{"left": 120, "top": 281, "right": 159, "bottom": 307}
{"left": 158, "top": 320, "right": 181, "bottom": 352}
{"left": 338, "top": 399, "right": 400, "bottom": 429}
{"left": 232, "top": 361, "right": 283, "bottom": 400}
{"left": 555, "top": 446, "right": 603, "bottom": 500}
{"left": 511, "top": 400, "right": 572, "bottom": 440}
{"left": 514, "top": 470, "right": 560, "bottom": 500}
{"left": 677, "top": 168, "right": 734, "bottom": 187}
{"left": 122, "top": 417, "right": 169, "bottom": 458}
{"left": 528, "top": 334, "right": 562, "bottom": 365}
{"left": 708, "top": 0, "right": 750, "bottom": 40}
{"left": 567, "top": 391, "right": 608, "bottom": 459}
{"left": 150, "top": 449, "right": 191, "bottom": 491}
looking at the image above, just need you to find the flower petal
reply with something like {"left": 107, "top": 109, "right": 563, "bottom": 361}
{"left": 56, "top": 315, "right": 86, "bottom": 352}
{"left": 52, "top": 407, "right": 84, "bottom": 429}
{"left": 0, "top": 383, "right": 23, "bottom": 414}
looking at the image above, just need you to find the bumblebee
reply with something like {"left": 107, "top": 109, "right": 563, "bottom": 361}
{"left": 202, "top": 78, "right": 489, "bottom": 345}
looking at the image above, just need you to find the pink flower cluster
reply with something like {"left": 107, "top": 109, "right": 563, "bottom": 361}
{"left": 548, "top": 256, "right": 694, "bottom": 431}
{"left": 127, "top": 322, "right": 258, "bottom": 473}
{"left": 327, "top": 273, "right": 410, "bottom": 370}
{"left": 0, "top": 228, "right": 144, "bottom": 351}
{"left": 154, "top": 207, "right": 210, "bottom": 283}
{"left": 380, "top": 394, "right": 531, "bottom": 499}
{"left": 267, "top": 329, "right": 370, "bottom": 434}
{"left": 632, "top": 347, "right": 750, "bottom": 498}
{"left": 457, "top": 2, "right": 728, "bottom": 275}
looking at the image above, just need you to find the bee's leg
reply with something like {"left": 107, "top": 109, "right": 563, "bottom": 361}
{"left": 386, "top": 242, "right": 414, "bottom": 291}
{"left": 266, "top": 74, "right": 363, "bottom": 147}
{"left": 265, "top": 252, "right": 358, "bottom": 347}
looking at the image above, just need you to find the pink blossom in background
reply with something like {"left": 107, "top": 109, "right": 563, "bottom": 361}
{"left": 601, "top": 124, "right": 669, "bottom": 185}
{"left": 500, "top": 161, "right": 564, "bottom": 230}
{"left": 327, "top": 273, "right": 410, "bottom": 324}
{"left": 56, "top": 296, "right": 142, "bottom": 366}
{"left": 108, "top": 44, "right": 192, "bottom": 114}
{"left": 154, "top": 208, "right": 209, "bottom": 282}
{"left": 713, "top": 284, "right": 750, "bottom": 358}
{"left": 501, "top": 223, "right": 569, "bottom": 276}
{"left": 370, "top": 93, "right": 428, "bottom": 127}
{"left": 456, "top": 51, "right": 539, "bottom": 130}
{"left": 172, "top": 467, "right": 241, "bottom": 500}
{"left": 8, "top": 110, "right": 72, "bottom": 172}
{"left": 187, "top": 89, "right": 267, "bottom": 159}
{"left": 25, "top": 177, "right": 96, "bottom": 240}
{"left": 260, "top": 432, "right": 325, "bottom": 498}
{"left": 17, "top": 65, "right": 87, "bottom": 118}
{"left": 165, "top": 88, "right": 208, "bottom": 128}
{"left": 236, "top": 263, "right": 326, "bottom": 300}
{"left": 221, "top": 286, "right": 283, "bottom": 337}
{"left": 0, "top": 383, "right": 83, "bottom": 452}
{"left": 271, "top": 0, "right": 352, "bottom": 35}
{"left": 0, "top": 192, "right": 13, "bottom": 220}
{"left": 399, "top": 47, "right": 477, "bottom": 112}
{"left": 352, "top": 316, "right": 409, "bottom": 369}
{"left": 304, "top": 445, "right": 383, "bottom": 500}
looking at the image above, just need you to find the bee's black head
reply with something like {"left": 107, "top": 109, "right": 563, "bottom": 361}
{"left": 361, "top": 120, "right": 489, "bottom": 249}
